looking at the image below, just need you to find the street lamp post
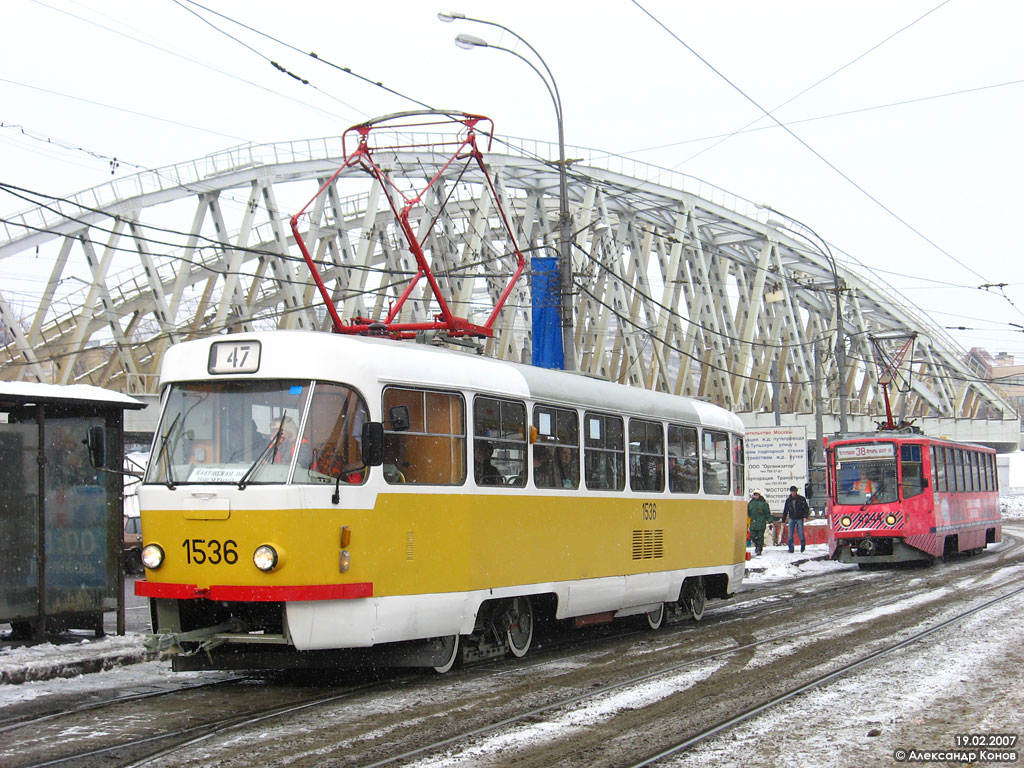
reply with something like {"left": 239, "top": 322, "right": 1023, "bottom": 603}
{"left": 758, "top": 204, "right": 848, "bottom": 435}
{"left": 441, "top": 10, "right": 575, "bottom": 371}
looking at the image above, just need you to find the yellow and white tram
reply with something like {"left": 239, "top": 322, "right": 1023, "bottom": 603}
{"left": 136, "top": 331, "right": 747, "bottom": 671}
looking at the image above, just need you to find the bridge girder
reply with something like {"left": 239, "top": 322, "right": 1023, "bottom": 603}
{"left": 0, "top": 136, "right": 1012, "bottom": 424}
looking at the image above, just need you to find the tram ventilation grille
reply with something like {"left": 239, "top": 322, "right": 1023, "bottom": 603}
{"left": 406, "top": 532, "right": 415, "bottom": 561}
{"left": 632, "top": 529, "right": 664, "bottom": 560}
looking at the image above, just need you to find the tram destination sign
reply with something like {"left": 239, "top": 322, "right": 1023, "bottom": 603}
{"left": 835, "top": 443, "right": 895, "bottom": 460}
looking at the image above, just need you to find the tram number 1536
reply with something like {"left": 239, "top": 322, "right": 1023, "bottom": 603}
{"left": 182, "top": 538, "right": 238, "bottom": 565}
{"left": 642, "top": 502, "right": 658, "bottom": 520}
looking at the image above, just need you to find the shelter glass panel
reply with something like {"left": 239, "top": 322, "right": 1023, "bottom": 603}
{"left": 0, "top": 423, "right": 39, "bottom": 621}
{"left": 43, "top": 416, "right": 117, "bottom": 616}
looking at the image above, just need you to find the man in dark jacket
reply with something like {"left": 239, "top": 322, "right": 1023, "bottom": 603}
{"left": 781, "top": 485, "right": 810, "bottom": 553}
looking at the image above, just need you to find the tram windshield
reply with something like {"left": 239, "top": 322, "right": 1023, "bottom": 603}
{"left": 833, "top": 442, "right": 899, "bottom": 505}
{"left": 145, "top": 380, "right": 369, "bottom": 486}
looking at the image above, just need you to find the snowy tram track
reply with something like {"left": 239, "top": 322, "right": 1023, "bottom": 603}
{"left": 0, "top": 674, "right": 252, "bottom": 735}
{"left": 627, "top": 581, "right": 1024, "bottom": 767}
{"left": 1, "top": 674, "right": 405, "bottom": 768}
{"left": 360, "top": 557, "right": 1024, "bottom": 768}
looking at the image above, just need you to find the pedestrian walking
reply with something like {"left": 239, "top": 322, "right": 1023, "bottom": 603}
{"left": 747, "top": 489, "right": 772, "bottom": 556}
{"left": 782, "top": 485, "right": 810, "bottom": 553}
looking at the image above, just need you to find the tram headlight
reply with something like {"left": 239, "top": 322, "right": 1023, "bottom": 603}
{"left": 339, "top": 550, "right": 351, "bottom": 573}
{"left": 253, "top": 545, "right": 279, "bottom": 572}
{"left": 840, "top": 516, "right": 852, "bottom": 528}
{"left": 141, "top": 544, "right": 164, "bottom": 570}
{"left": 885, "top": 514, "right": 897, "bottom": 526}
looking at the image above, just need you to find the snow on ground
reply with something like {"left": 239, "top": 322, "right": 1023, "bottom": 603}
{"left": 0, "top": 654, "right": 190, "bottom": 708}
{"left": 665, "top": 585, "right": 1024, "bottom": 768}
{"left": 1000, "top": 494, "right": 1024, "bottom": 518}
{"left": 742, "top": 541, "right": 853, "bottom": 584}
{"left": 0, "top": 632, "right": 154, "bottom": 688}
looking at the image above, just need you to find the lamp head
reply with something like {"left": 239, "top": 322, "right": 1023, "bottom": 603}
{"left": 438, "top": 9, "right": 466, "bottom": 22}
{"left": 455, "top": 32, "right": 488, "bottom": 50}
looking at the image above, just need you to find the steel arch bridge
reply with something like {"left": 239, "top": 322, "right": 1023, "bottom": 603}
{"left": 0, "top": 134, "right": 1014, "bottom": 432}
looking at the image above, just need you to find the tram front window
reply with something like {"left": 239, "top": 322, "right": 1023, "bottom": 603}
{"left": 146, "top": 380, "right": 323, "bottom": 485}
{"left": 835, "top": 457, "right": 898, "bottom": 505}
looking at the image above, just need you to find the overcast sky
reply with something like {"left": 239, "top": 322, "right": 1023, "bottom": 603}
{"left": 2, "top": 0, "right": 1022, "bottom": 359}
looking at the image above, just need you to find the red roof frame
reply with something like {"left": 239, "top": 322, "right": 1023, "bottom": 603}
{"left": 290, "top": 110, "right": 526, "bottom": 339}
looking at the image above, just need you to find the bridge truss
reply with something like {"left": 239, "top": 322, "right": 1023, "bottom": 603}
{"left": 0, "top": 134, "right": 1013, "bottom": 426}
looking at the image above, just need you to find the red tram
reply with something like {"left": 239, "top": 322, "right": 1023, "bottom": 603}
{"left": 826, "top": 432, "right": 1001, "bottom": 566}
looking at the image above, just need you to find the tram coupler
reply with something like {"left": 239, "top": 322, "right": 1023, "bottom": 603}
{"left": 144, "top": 621, "right": 241, "bottom": 657}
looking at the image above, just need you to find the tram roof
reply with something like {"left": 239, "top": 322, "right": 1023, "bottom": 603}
{"left": 828, "top": 430, "right": 994, "bottom": 452}
{"left": 161, "top": 331, "right": 743, "bottom": 433}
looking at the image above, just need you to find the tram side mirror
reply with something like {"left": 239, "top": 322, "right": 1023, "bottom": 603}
{"left": 387, "top": 405, "right": 411, "bottom": 431}
{"left": 85, "top": 426, "right": 106, "bottom": 469}
{"left": 361, "top": 422, "right": 385, "bottom": 467}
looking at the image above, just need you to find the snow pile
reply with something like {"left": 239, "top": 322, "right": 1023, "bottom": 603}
{"left": 743, "top": 543, "right": 855, "bottom": 583}
{"left": 0, "top": 633, "right": 153, "bottom": 685}
{"left": 999, "top": 494, "right": 1024, "bottom": 519}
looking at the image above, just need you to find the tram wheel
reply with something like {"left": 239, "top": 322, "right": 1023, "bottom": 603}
{"left": 432, "top": 635, "right": 460, "bottom": 674}
{"left": 682, "top": 576, "right": 706, "bottom": 621}
{"left": 505, "top": 596, "right": 534, "bottom": 658}
{"left": 645, "top": 603, "right": 665, "bottom": 630}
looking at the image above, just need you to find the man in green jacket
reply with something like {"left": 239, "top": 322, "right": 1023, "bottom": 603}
{"left": 747, "top": 489, "right": 773, "bottom": 556}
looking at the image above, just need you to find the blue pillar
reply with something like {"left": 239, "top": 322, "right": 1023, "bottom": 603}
{"left": 531, "top": 256, "right": 564, "bottom": 369}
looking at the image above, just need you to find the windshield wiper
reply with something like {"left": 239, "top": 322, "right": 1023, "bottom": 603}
{"left": 155, "top": 413, "right": 181, "bottom": 490}
{"left": 237, "top": 422, "right": 285, "bottom": 490}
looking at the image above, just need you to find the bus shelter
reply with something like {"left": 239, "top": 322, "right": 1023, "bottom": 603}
{"left": 0, "top": 383, "right": 143, "bottom": 641}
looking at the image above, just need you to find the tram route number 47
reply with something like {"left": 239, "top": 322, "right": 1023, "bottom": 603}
{"left": 182, "top": 538, "right": 239, "bottom": 565}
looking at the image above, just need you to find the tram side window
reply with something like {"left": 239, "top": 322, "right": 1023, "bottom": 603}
{"left": 297, "top": 383, "right": 369, "bottom": 485}
{"left": 975, "top": 452, "right": 985, "bottom": 492}
{"left": 667, "top": 425, "right": 700, "bottom": 493}
{"left": 702, "top": 430, "right": 730, "bottom": 495}
{"left": 382, "top": 387, "right": 466, "bottom": 485}
{"left": 629, "top": 419, "right": 664, "bottom": 492}
{"left": 474, "top": 396, "right": 527, "bottom": 487}
{"left": 900, "top": 444, "right": 925, "bottom": 498}
{"left": 584, "top": 412, "right": 625, "bottom": 491}
{"left": 533, "top": 406, "right": 579, "bottom": 490}
{"left": 954, "top": 449, "right": 966, "bottom": 492}
{"left": 932, "top": 446, "right": 947, "bottom": 492}
{"left": 944, "top": 448, "right": 957, "bottom": 492}
{"left": 990, "top": 454, "right": 998, "bottom": 491}
{"left": 732, "top": 436, "right": 745, "bottom": 496}
{"left": 969, "top": 452, "right": 979, "bottom": 492}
